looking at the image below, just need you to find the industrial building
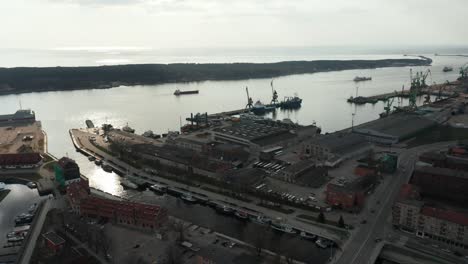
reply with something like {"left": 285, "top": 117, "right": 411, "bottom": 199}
{"left": 353, "top": 113, "right": 436, "bottom": 145}
{"left": 0, "top": 152, "right": 42, "bottom": 169}
{"left": 392, "top": 184, "right": 468, "bottom": 250}
{"left": 67, "top": 179, "right": 168, "bottom": 230}
{"left": 212, "top": 118, "right": 301, "bottom": 149}
{"left": 304, "top": 132, "right": 372, "bottom": 167}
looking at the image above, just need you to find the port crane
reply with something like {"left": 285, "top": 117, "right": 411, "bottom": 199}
{"left": 408, "top": 87, "right": 418, "bottom": 110}
{"left": 270, "top": 79, "right": 279, "bottom": 105}
{"left": 410, "top": 69, "right": 432, "bottom": 91}
{"left": 380, "top": 97, "right": 395, "bottom": 118}
{"left": 245, "top": 86, "right": 253, "bottom": 108}
{"left": 460, "top": 63, "right": 468, "bottom": 80}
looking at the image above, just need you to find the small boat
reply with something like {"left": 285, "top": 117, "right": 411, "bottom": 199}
{"left": 216, "top": 205, "right": 234, "bottom": 215}
{"left": 120, "top": 178, "right": 138, "bottom": 190}
{"left": 315, "top": 238, "right": 330, "bottom": 249}
{"left": 102, "top": 163, "right": 113, "bottom": 173}
{"left": 7, "top": 236, "right": 24, "bottom": 243}
{"left": 149, "top": 184, "right": 167, "bottom": 194}
{"left": 353, "top": 76, "right": 372, "bottom": 82}
{"left": 300, "top": 231, "right": 317, "bottom": 240}
{"left": 15, "top": 214, "right": 33, "bottom": 225}
{"left": 122, "top": 123, "right": 135, "bottom": 133}
{"left": 180, "top": 193, "right": 198, "bottom": 203}
{"left": 88, "top": 156, "right": 96, "bottom": 161}
{"left": 443, "top": 66, "right": 453, "bottom": 72}
{"left": 251, "top": 215, "right": 271, "bottom": 225}
{"left": 85, "top": 119, "right": 95, "bottom": 128}
{"left": 271, "top": 223, "right": 297, "bottom": 234}
{"left": 94, "top": 159, "right": 103, "bottom": 166}
{"left": 28, "top": 203, "right": 38, "bottom": 214}
{"left": 26, "top": 182, "right": 37, "bottom": 189}
{"left": 234, "top": 210, "right": 249, "bottom": 220}
{"left": 174, "top": 89, "right": 199, "bottom": 96}
{"left": 251, "top": 100, "right": 275, "bottom": 115}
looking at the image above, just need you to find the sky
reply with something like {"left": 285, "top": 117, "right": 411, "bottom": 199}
{"left": 0, "top": 0, "right": 467, "bottom": 50}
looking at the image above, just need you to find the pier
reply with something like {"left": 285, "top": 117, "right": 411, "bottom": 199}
{"left": 347, "top": 89, "right": 453, "bottom": 105}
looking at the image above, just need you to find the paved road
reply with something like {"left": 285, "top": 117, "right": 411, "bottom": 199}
{"left": 334, "top": 141, "right": 453, "bottom": 264}
{"left": 19, "top": 199, "right": 51, "bottom": 264}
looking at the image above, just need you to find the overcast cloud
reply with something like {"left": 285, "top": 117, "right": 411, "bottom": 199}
{"left": 0, "top": 0, "right": 467, "bottom": 49}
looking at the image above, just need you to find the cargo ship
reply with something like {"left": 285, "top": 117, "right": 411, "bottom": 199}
{"left": 443, "top": 66, "right": 453, "bottom": 72}
{"left": 174, "top": 89, "right": 199, "bottom": 96}
{"left": 353, "top": 76, "right": 372, "bottom": 82}
{"left": 0, "top": 109, "right": 35, "bottom": 124}
{"left": 280, "top": 95, "right": 302, "bottom": 109}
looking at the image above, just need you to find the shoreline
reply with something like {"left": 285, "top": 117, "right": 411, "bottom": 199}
{"left": 0, "top": 58, "right": 431, "bottom": 96}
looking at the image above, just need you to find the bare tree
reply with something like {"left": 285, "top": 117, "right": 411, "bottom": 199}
{"left": 243, "top": 224, "right": 270, "bottom": 257}
{"left": 163, "top": 242, "right": 183, "bottom": 264}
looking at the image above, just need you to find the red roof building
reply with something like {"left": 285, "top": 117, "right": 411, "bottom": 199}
{"left": 392, "top": 184, "right": 468, "bottom": 249}
{"left": 0, "top": 153, "right": 42, "bottom": 168}
{"left": 67, "top": 180, "right": 167, "bottom": 230}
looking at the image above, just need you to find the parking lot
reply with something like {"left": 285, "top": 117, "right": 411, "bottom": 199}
{"left": 0, "top": 122, "right": 44, "bottom": 154}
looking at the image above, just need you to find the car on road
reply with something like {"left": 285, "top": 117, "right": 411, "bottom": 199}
{"left": 360, "top": 220, "right": 367, "bottom": 224}
{"left": 370, "top": 209, "right": 375, "bottom": 213}
{"left": 374, "top": 238, "right": 382, "bottom": 243}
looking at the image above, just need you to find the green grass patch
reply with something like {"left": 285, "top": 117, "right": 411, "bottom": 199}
{"left": 0, "top": 189, "right": 11, "bottom": 203}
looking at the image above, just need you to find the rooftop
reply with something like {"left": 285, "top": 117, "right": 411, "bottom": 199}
{"left": 421, "top": 206, "right": 468, "bottom": 226}
{"left": 310, "top": 132, "right": 369, "bottom": 155}
{"left": 42, "top": 231, "right": 65, "bottom": 246}
{"left": 213, "top": 119, "right": 296, "bottom": 146}
{"left": 0, "top": 152, "right": 42, "bottom": 166}
{"left": 355, "top": 113, "right": 436, "bottom": 140}
{"left": 414, "top": 164, "right": 468, "bottom": 180}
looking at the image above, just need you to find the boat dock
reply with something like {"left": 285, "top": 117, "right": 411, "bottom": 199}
{"left": 208, "top": 104, "right": 280, "bottom": 118}
{"left": 347, "top": 90, "right": 453, "bottom": 105}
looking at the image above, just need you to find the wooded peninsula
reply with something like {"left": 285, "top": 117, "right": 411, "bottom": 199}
{"left": 0, "top": 58, "right": 431, "bottom": 95}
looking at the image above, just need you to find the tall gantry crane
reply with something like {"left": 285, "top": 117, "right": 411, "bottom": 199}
{"left": 245, "top": 86, "right": 253, "bottom": 108}
{"left": 270, "top": 79, "right": 279, "bottom": 105}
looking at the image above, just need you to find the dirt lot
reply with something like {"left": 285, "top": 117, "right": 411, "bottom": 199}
{"left": 0, "top": 122, "right": 44, "bottom": 154}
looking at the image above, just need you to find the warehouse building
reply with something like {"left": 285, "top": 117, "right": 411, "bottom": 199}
{"left": 304, "top": 132, "right": 372, "bottom": 167}
{"left": 67, "top": 179, "right": 168, "bottom": 230}
{"left": 353, "top": 113, "right": 436, "bottom": 145}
